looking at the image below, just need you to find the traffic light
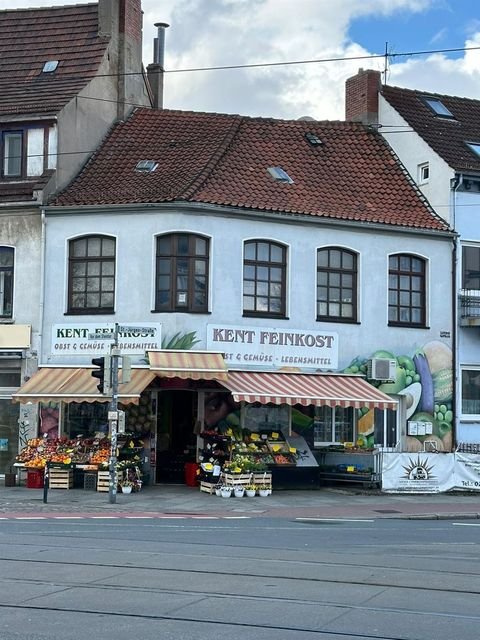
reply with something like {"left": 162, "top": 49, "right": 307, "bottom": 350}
{"left": 91, "top": 355, "right": 111, "bottom": 394}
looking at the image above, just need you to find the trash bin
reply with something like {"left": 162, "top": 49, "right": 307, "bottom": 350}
{"left": 4, "top": 472, "right": 16, "bottom": 487}
{"left": 26, "top": 469, "right": 44, "bottom": 489}
{"left": 184, "top": 462, "right": 199, "bottom": 487}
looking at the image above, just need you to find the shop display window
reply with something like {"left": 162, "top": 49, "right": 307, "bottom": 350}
{"left": 63, "top": 402, "right": 108, "bottom": 438}
{"left": 313, "top": 406, "right": 354, "bottom": 445}
{"left": 242, "top": 403, "right": 290, "bottom": 435}
{"left": 0, "top": 397, "right": 20, "bottom": 473}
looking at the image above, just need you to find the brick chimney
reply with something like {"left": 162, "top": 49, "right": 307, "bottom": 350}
{"left": 345, "top": 69, "right": 381, "bottom": 125}
{"left": 98, "top": 0, "right": 145, "bottom": 119}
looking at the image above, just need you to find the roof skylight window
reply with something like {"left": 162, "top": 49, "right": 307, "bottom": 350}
{"left": 135, "top": 160, "right": 158, "bottom": 173}
{"left": 466, "top": 142, "right": 480, "bottom": 158}
{"left": 422, "top": 96, "right": 454, "bottom": 118}
{"left": 305, "top": 132, "right": 323, "bottom": 146}
{"left": 42, "top": 60, "right": 59, "bottom": 73}
{"left": 267, "top": 166, "right": 294, "bottom": 184}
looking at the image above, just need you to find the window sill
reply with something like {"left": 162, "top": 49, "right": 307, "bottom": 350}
{"left": 150, "top": 309, "right": 211, "bottom": 314}
{"left": 388, "top": 322, "right": 429, "bottom": 330}
{"left": 64, "top": 310, "right": 115, "bottom": 316}
{"left": 242, "top": 313, "right": 289, "bottom": 320}
{"left": 316, "top": 317, "right": 360, "bottom": 324}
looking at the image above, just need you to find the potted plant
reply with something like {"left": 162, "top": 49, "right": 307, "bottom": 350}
{"left": 220, "top": 485, "right": 232, "bottom": 498}
{"left": 258, "top": 484, "right": 270, "bottom": 497}
{"left": 119, "top": 480, "right": 134, "bottom": 494}
{"left": 245, "top": 483, "right": 256, "bottom": 497}
{"left": 233, "top": 485, "right": 245, "bottom": 498}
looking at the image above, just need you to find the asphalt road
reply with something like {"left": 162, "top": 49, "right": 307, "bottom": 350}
{"left": 0, "top": 516, "right": 479, "bottom": 639}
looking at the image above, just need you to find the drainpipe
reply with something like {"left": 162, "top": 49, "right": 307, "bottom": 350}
{"left": 451, "top": 174, "right": 462, "bottom": 449}
{"left": 38, "top": 208, "right": 46, "bottom": 367}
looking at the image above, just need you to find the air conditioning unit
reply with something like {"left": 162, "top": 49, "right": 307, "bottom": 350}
{"left": 367, "top": 358, "right": 397, "bottom": 382}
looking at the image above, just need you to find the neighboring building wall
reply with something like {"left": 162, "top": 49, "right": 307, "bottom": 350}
{"left": 453, "top": 189, "right": 480, "bottom": 442}
{"left": 379, "top": 97, "right": 454, "bottom": 225}
{"left": 0, "top": 211, "right": 41, "bottom": 356}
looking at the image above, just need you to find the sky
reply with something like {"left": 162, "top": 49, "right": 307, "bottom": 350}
{"left": 2, "top": 0, "right": 480, "bottom": 121}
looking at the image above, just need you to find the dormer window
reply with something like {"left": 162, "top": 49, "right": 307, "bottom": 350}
{"left": 1, "top": 124, "right": 57, "bottom": 180}
{"left": 422, "top": 96, "right": 454, "bottom": 119}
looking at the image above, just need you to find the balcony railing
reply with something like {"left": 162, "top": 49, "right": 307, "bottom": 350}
{"left": 460, "top": 290, "right": 480, "bottom": 325}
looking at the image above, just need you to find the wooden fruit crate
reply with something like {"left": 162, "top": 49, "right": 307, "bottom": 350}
{"left": 48, "top": 469, "right": 73, "bottom": 490}
{"left": 199, "top": 481, "right": 217, "bottom": 494}
{"left": 221, "top": 473, "right": 251, "bottom": 487}
{"left": 252, "top": 472, "right": 272, "bottom": 488}
{"left": 97, "top": 470, "right": 111, "bottom": 492}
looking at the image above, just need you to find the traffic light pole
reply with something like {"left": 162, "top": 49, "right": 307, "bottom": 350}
{"left": 108, "top": 323, "right": 120, "bottom": 505}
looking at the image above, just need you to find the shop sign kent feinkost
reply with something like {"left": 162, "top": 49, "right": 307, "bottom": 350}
{"left": 51, "top": 323, "right": 162, "bottom": 356}
{"left": 207, "top": 324, "right": 338, "bottom": 370}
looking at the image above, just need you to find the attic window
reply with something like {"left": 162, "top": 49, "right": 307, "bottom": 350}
{"left": 42, "top": 60, "right": 59, "bottom": 73}
{"left": 422, "top": 96, "right": 454, "bottom": 119}
{"left": 305, "top": 132, "right": 323, "bottom": 146}
{"left": 135, "top": 160, "right": 158, "bottom": 173}
{"left": 466, "top": 142, "right": 480, "bottom": 158}
{"left": 267, "top": 166, "right": 294, "bottom": 184}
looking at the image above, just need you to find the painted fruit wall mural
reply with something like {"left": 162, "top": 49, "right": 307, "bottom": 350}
{"left": 344, "top": 340, "right": 453, "bottom": 452}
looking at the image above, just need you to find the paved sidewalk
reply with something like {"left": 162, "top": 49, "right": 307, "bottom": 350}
{"left": 2, "top": 481, "right": 480, "bottom": 520}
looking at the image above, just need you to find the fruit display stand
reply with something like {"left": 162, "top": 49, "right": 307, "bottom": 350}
{"left": 315, "top": 447, "right": 381, "bottom": 487}
{"left": 15, "top": 434, "right": 145, "bottom": 492}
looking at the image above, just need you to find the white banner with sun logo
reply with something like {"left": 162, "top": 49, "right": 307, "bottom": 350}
{"left": 454, "top": 454, "right": 480, "bottom": 491}
{"left": 382, "top": 453, "right": 455, "bottom": 493}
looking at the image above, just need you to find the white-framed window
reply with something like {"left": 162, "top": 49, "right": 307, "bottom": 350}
{"left": 461, "top": 368, "right": 480, "bottom": 417}
{"left": 1, "top": 124, "right": 56, "bottom": 179}
{"left": 462, "top": 245, "right": 480, "bottom": 290}
{"left": 313, "top": 406, "right": 354, "bottom": 445}
{"left": 418, "top": 162, "right": 430, "bottom": 184}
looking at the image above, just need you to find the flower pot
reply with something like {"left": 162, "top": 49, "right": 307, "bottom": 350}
{"left": 220, "top": 487, "right": 232, "bottom": 498}
{"left": 246, "top": 489, "right": 256, "bottom": 497}
{"left": 121, "top": 485, "right": 132, "bottom": 494}
{"left": 258, "top": 489, "right": 269, "bottom": 497}
{"left": 234, "top": 488, "right": 245, "bottom": 498}
{"left": 215, "top": 488, "right": 222, "bottom": 496}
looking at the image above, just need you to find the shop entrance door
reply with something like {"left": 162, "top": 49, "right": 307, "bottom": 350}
{"left": 155, "top": 390, "right": 197, "bottom": 483}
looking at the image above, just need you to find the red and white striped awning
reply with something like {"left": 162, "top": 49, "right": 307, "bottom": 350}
{"left": 221, "top": 370, "right": 397, "bottom": 410}
{"left": 12, "top": 368, "right": 155, "bottom": 405}
{"left": 148, "top": 350, "right": 228, "bottom": 381}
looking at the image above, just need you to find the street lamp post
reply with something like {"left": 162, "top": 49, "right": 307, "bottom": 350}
{"left": 108, "top": 323, "right": 120, "bottom": 505}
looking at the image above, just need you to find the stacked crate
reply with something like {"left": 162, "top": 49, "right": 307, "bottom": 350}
{"left": 48, "top": 468, "right": 73, "bottom": 489}
{"left": 96, "top": 470, "right": 111, "bottom": 492}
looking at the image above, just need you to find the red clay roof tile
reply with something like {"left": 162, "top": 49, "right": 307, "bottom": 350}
{"left": 53, "top": 108, "right": 449, "bottom": 232}
{"left": 0, "top": 4, "right": 108, "bottom": 116}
